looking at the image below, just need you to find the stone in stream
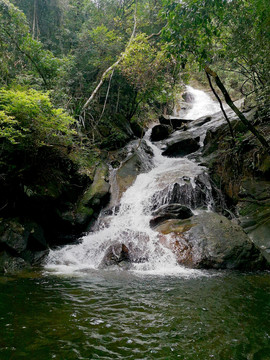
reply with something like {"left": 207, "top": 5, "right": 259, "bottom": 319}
{"left": 182, "top": 91, "right": 195, "bottom": 103}
{"left": 151, "top": 173, "right": 219, "bottom": 212}
{"left": 150, "top": 124, "right": 172, "bottom": 142}
{"left": 0, "top": 219, "right": 49, "bottom": 273}
{"left": 0, "top": 251, "right": 29, "bottom": 274}
{"left": 159, "top": 115, "right": 192, "bottom": 130}
{"left": 110, "top": 140, "right": 154, "bottom": 204}
{"left": 100, "top": 240, "right": 150, "bottom": 268}
{"left": 155, "top": 212, "right": 268, "bottom": 270}
{"left": 188, "top": 115, "right": 212, "bottom": 128}
{"left": 150, "top": 203, "right": 193, "bottom": 228}
{"left": 162, "top": 134, "right": 200, "bottom": 157}
{"left": 101, "top": 243, "right": 130, "bottom": 266}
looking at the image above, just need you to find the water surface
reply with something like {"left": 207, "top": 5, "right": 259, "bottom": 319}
{"left": 1, "top": 270, "right": 270, "bottom": 360}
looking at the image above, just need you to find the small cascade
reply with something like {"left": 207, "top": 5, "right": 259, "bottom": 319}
{"left": 46, "top": 87, "right": 226, "bottom": 276}
{"left": 151, "top": 172, "right": 216, "bottom": 212}
{"left": 176, "top": 85, "right": 221, "bottom": 119}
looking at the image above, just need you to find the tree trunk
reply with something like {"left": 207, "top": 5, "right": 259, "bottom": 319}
{"left": 205, "top": 70, "right": 235, "bottom": 143}
{"left": 81, "top": 3, "right": 137, "bottom": 113}
{"left": 205, "top": 66, "right": 270, "bottom": 155}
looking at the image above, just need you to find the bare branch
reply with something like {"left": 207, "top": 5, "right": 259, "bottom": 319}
{"left": 81, "top": 1, "right": 137, "bottom": 113}
{"left": 205, "top": 65, "right": 270, "bottom": 155}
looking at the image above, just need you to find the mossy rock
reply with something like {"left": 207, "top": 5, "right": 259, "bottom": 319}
{"left": 69, "top": 163, "right": 110, "bottom": 226}
{"left": 0, "top": 219, "right": 29, "bottom": 253}
{"left": 0, "top": 251, "right": 28, "bottom": 274}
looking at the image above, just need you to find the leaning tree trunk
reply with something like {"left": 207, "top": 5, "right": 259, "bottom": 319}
{"left": 205, "top": 71, "right": 235, "bottom": 143}
{"left": 205, "top": 66, "right": 270, "bottom": 155}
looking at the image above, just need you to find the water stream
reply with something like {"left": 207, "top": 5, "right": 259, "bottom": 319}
{"left": 45, "top": 87, "right": 229, "bottom": 276}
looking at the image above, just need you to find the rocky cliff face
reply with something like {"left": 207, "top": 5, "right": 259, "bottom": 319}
{"left": 0, "top": 153, "right": 112, "bottom": 273}
{"left": 202, "top": 109, "right": 270, "bottom": 264}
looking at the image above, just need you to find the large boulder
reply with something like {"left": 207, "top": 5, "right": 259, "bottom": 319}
{"left": 159, "top": 116, "right": 192, "bottom": 130}
{"left": 151, "top": 173, "right": 219, "bottom": 211}
{"left": 110, "top": 140, "right": 154, "bottom": 204}
{"left": 237, "top": 179, "right": 270, "bottom": 263}
{"left": 0, "top": 219, "right": 48, "bottom": 273}
{"left": 150, "top": 124, "right": 172, "bottom": 141}
{"left": 187, "top": 115, "right": 212, "bottom": 128}
{"left": 162, "top": 133, "right": 200, "bottom": 157}
{"left": 61, "top": 163, "right": 110, "bottom": 229}
{"left": 0, "top": 220, "right": 29, "bottom": 253}
{"left": 150, "top": 203, "right": 193, "bottom": 228}
{"left": 99, "top": 233, "right": 150, "bottom": 268}
{"left": 156, "top": 212, "right": 267, "bottom": 270}
{"left": 0, "top": 251, "right": 28, "bottom": 274}
{"left": 0, "top": 219, "right": 47, "bottom": 253}
{"left": 100, "top": 243, "right": 130, "bottom": 267}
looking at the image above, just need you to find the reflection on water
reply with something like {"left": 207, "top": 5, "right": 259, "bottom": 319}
{"left": 1, "top": 270, "right": 270, "bottom": 360}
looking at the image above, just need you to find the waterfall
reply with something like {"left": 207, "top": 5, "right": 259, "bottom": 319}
{"left": 176, "top": 85, "right": 221, "bottom": 119}
{"left": 46, "top": 87, "right": 224, "bottom": 276}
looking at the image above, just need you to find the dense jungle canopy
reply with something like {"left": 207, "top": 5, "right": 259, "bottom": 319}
{"left": 0, "top": 0, "right": 269, "bottom": 182}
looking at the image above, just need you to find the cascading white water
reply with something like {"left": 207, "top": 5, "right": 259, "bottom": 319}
{"left": 46, "top": 87, "right": 223, "bottom": 276}
{"left": 178, "top": 86, "right": 220, "bottom": 120}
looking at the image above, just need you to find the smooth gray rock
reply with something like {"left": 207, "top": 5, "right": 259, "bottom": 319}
{"left": 159, "top": 115, "right": 192, "bottom": 129}
{"left": 182, "top": 91, "right": 195, "bottom": 103}
{"left": 150, "top": 204, "right": 193, "bottom": 228}
{"left": 238, "top": 179, "right": 270, "bottom": 263}
{"left": 155, "top": 212, "right": 267, "bottom": 270}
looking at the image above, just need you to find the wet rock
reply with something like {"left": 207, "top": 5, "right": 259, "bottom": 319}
{"left": 0, "top": 220, "right": 29, "bottom": 253}
{"left": 203, "top": 119, "right": 247, "bottom": 156}
{"left": 237, "top": 179, "right": 270, "bottom": 263}
{"left": 24, "top": 222, "right": 47, "bottom": 251}
{"left": 66, "top": 163, "right": 110, "bottom": 227}
{"left": 162, "top": 134, "right": 200, "bottom": 157}
{"left": 150, "top": 124, "right": 172, "bottom": 142}
{"left": 155, "top": 212, "right": 267, "bottom": 270}
{"left": 151, "top": 173, "right": 220, "bottom": 211}
{"left": 0, "top": 251, "right": 28, "bottom": 274}
{"left": 20, "top": 249, "right": 49, "bottom": 265}
{"left": 150, "top": 204, "right": 193, "bottom": 228}
{"left": 101, "top": 243, "right": 130, "bottom": 266}
{"left": 110, "top": 140, "right": 154, "bottom": 204}
{"left": 100, "top": 236, "right": 150, "bottom": 268}
{"left": 182, "top": 91, "right": 195, "bottom": 103}
{"left": 159, "top": 116, "right": 192, "bottom": 130}
{"left": 188, "top": 116, "right": 212, "bottom": 128}
{"left": 130, "top": 121, "right": 145, "bottom": 138}
{"left": 0, "top": 219, "right": 49, "bottom": 269}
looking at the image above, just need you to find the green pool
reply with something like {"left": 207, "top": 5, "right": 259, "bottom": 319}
{"left": 1, "top": 269, "right": 270, "bottom": 359}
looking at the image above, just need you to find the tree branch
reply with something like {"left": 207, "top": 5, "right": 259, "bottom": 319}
{"left": 81, "top": 2, "right": 137, "bottom": 113}
{"left": 205, "top": 70, "right": 235, "bottom": 143}
{"left": 4, "top": 29, "right": 48, "bottom": 87}
{"left": 205, "top": 66, "right": 270, "bottom": 155}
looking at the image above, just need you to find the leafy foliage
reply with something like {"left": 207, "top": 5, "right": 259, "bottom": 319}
{"left": 0, "top": 0, "right": 71, "bottom": 89}
{"left": 162, "top": 0, "right": 270, "bottom": 116}
{"left": 0, "top": 88, "right": 76, "bottom": 148}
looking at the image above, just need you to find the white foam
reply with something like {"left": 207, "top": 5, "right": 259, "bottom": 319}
{"left": 46, "top": 87, "right": 221, "bottom": 277}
